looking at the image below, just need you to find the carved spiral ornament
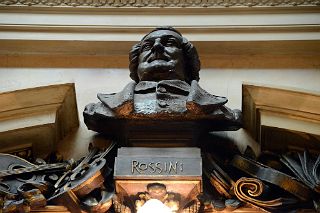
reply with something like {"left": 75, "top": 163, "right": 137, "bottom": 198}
{"left": 234, "top": 177, "right": 264, "bottom": 200}
{"left": 0, "top": 0, "right": 319, "bottom": 7}
{"left": 234, "top": 177, "right": 297, "bottom": 208}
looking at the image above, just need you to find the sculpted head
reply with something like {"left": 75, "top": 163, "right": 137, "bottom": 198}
{"left": 146, "top": 183, "right": 167, "bottom": 200}
{"left": 129, "top": 27, "right": 200, "bottom": 84}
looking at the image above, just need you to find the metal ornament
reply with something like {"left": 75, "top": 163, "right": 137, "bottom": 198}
{"left": 281, "top": 150, "right": 320, "bottom": 193}
{"left": 234, "top": 177, "right": 298, "bottom": 209}
{"left": 231, "top": 155, "right": 312, "bottom": 201}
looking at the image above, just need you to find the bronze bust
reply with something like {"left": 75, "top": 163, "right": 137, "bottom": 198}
{"left": 84, "top": 27, "right": 241, "bottom": 145}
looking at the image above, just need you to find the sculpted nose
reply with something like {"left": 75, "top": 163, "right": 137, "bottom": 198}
{"left": 152, "top": 38, "right": 164, "bottom": 53}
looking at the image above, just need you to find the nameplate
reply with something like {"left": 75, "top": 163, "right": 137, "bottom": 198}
{"left": 114, "top": 156, "right": 202, "bottom": 179}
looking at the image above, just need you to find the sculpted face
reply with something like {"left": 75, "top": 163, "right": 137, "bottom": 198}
{"left": 137, "top": 30, "right": 186, "bottom": 82}
{"left": 147, "top": 184, "right": 167, "bottom": 200}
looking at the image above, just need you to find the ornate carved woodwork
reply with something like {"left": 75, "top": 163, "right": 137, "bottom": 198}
{"left": 1, "top": 24, "right": 320, "bottom": 212}
{"left": 114, "top": 147, "right": 202, "bottom": 213}
{"left": 0, "top": 153, "right": 72, "bottom": 212}
{"left": 49, "top": 142, "right": 115, "bottom": 211}
{"left": 0, "top": 141, "right": 116, "bottom": 213}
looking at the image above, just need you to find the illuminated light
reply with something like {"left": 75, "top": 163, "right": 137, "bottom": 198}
{"left": 137, "top": 199, "right": 172, "bottom": 213}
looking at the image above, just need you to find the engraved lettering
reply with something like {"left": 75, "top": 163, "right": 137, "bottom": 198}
{"left": 140, "top": 163, "right": 148, "bottom": 172}
{"left": 132, "top": 160, "right": 141, "bottom": 174}
{"left": 155, "top": 162, "right": 162, "bottom": 174}
{"left": 169, "top": 161, "right": 177, "bottom": 174}
{"left": 131, "top": 160, "right": 185, "bottom": 175}
{"left": 149, "top": 162, "right": 156, "bottom": 173}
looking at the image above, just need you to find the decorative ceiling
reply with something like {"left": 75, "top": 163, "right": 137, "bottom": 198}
{"left": 1, "top": 0, "right": 319, "bottom": 8}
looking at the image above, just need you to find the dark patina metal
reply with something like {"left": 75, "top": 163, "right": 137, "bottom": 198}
{"left": 83, "top": 27, "right": 242, "bottom": 146}
{"left": 231, "top": 154, "right": 312, "bottom": 201}
{"left": 281, "top": 150, "right": 320, "bottom": 193}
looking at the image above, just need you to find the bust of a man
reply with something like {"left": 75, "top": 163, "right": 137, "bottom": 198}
{"left": 84, "top": 27, "right": 241, "bottom": 141}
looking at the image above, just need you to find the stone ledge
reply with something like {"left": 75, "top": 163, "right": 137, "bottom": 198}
{"left": 242, "top": 84, "right": 320, "bottom": 151}
{"left": 1, "top": 40, "right": 319, "bottom": 69}
{"left": 0, "top": 83, "right": 79, "bottom": 158}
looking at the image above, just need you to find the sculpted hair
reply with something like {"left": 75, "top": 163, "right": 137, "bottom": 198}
{"left": 147, "top": 182, "right": 166, "bottom": 190}
{"left": 129, "top": 27, "right": 200, "bottom": 84}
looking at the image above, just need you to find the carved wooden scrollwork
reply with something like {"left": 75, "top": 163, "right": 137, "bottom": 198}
{"left": 1, "top": 0, "right": 319, "bottom": 7}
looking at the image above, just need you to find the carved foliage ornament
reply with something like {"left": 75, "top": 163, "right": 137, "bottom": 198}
{"left": 281, "top": 151, "right": 320, "bottom": 193}
{"left": 1, "top": 0, "right": 320, "bottom": 7}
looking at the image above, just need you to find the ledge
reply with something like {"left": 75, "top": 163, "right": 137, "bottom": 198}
{"left": 0, "top": 3, "right": 319, "bottom": 69}
{"left": 0, "top": 5, "right": 319, "bottom": 42}
{"left": 1, "top": 40, "right": 319, "bottom": 69}
{"left": 242, "top": 84, "right": 320, "bottom": 152}
{"left": 0, "top": 83, "right": 79, "bottom": 158}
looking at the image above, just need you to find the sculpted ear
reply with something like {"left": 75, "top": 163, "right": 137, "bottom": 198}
{"left": 181, "top": 38, "right": 200, "bottom": 83}
{"left": 182, "top": 37, "right": 189, "bottom": 45}
{"left": 129, "top": 43, "right": 142, "bottom": 82}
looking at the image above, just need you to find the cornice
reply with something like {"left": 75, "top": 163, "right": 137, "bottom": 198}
{"left": 1, "top": 24, "right": 319, "bottom": 34}
{"left": 0, "top": 0, "right": 319, "bottom": 8}
{"left": 242, "top": 84, "right": 320, "bottom": 144}
{"left": 0, "top": 83, "right": 79, "bottom": 158}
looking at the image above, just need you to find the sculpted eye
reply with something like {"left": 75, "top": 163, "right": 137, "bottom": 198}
{"left": 164, "top": 38, "right": 179, "bottom": 47}
{"left": 141, "top": 42, "right": 152, "bottom": 52}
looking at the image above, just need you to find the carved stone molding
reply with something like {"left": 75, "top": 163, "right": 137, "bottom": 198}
{"left": 0, "top": 83, "right": 79, "bottom": 158}
{"left": 1, "top": 0, "right": 319, "bottom": 8}
{"left": 242, "top": 84, "right": 320, "bottom": 152}
{"left": 1, "top": 40, "right": 319, "bottom": 69}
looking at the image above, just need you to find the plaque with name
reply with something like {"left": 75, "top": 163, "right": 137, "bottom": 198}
{"left": 113, "top": 147, "right": 202, "bottom": 213}
{"left": 115, "top": 157, "right": 201, "bottom": 179}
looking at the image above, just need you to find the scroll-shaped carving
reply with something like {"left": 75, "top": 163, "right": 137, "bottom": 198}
{"left": 49, "top": 142, "right": 116, "bottom": 212}
{"left": 234, "top": 177, "right": 297, "bottom": 209}
{"left": 0, "top": 153, "right": 71, "bottom": 212}
{"left": 231, "top": 155, "right": 312, "bottom": 201}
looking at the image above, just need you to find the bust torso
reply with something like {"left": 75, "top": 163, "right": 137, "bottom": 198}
{"left": 134, "top": 80, "right": 190, "bottom": 115}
